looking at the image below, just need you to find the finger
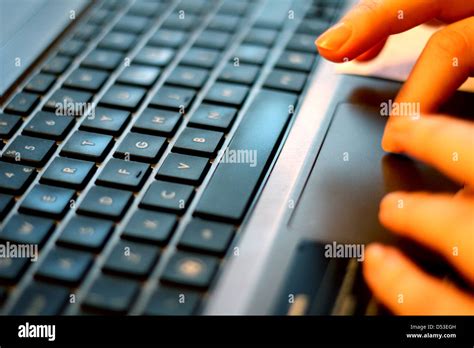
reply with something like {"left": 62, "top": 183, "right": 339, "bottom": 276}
{"left": 364, "top": 244, "right": 474, "bottom": 315}
{"left": 356, "top": 39, "right": 387, "bottom": 61}
{"left": 315, "top": 0, "right": 474, "bottom": 62}
{"left": 455, "top": 186, "right": 474, "bottom": 199}
{"left": 382, "top": 115, "right": 474, "bottom": 186}
{"left": 388, "top": 17, "right": 474, "bottom": 116}
{"left": 379, "top": 192, "right": 474, "bottom": 283}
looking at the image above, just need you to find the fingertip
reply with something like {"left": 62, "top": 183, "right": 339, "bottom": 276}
{"left": 363, "top": 243, "right": 384, "bottom": 283}
{"left": 378, "top": 192, "right": 405, "bottom": 224}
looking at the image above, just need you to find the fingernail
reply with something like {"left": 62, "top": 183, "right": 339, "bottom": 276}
{"left": 315, "top": 22, "right": 352, "bottom": 51}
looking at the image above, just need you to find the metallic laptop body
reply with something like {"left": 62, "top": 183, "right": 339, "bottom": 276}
{"left": 0, "top": 0, "right": 471, "bottom": 316}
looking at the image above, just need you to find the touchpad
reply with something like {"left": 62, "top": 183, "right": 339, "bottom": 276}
{"left": 289, "top": 103, "right": 459, "bottom": 243}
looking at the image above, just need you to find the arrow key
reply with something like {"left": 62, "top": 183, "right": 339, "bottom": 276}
{"left": 156, "top": 153, "right": 209, "bottom": 185}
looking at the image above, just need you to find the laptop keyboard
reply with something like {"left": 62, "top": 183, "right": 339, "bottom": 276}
{"left": 0, "top": 0, "right": 343, "bottom": 315}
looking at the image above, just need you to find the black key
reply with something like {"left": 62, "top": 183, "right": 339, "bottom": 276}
{"left": 44, "top": 88, "right": 92, "bottom": 115}
{"left": 0, "top": 113, "right": 22, "bottom": 138}
{"left": 144, "top": 286, "right": 200, "bottom": 315}
{"left": 115, "top": 132, "right": 167, "bottom": 163}
{"left": 232, "top": 44, "right": 268, "bottom": 65}
{"left": 244, "top": 28, "right": 277, "bottom": 46}
{"left": 140, "top": 180, "right": 194, "bottom": 214}
{"left": 58, "top": 216, "right": 114, "bottom": 251}
{"left": 150, "top": 85, "right": 195, "bottom": 111}
{"left": 306, "top": 3, "right": 339, "bottom": 20}
{"left": 78, "top": 186, "right": 133, "bottom": 220}
{"left": 188, "top": 103, "right": 237, "bottom": 131}
{"left": 149, "top": 29, "right": 187, "bottom": 48}
{"left": 132, "top": 108, "right": 181, "bottom": 137}
{"left": 0, "top": 162, "right": 36, "bottom": 194}
{"left": 10, "top": 282, "right": 68, "bottom": 315}
{"left": 100, "top": 84, "right": 146, "bottom": 111}
{"left": 219, "top": 0, "right": 248, "bottom": 15}
{"left": 287, "top": 33, "right": 318, "bottom": 53}
{"left": 114, "top": 14, "right": 150, "bottom": 34}
{"left": 0, "top": 214, "right": 54, "bottom": 246}
{"left": 64, "top": 67, "right": 109, "bottom": 91}
{"left": 178, "top": 0, "right": 208, "bottom": 14}
{"left": 61, "top": 130, "right": 114, "bottom": 162}
{"left": 99, "top": 31, "right": 137, "bottom": 51}
{"left": 41, "top": 157, "right": 95, "bottom": 189}
{"left": 277, "top": 51, "right": 315, "bottom": 72}
{"left": 195, "top": 30, "right": 230, "bottom": 49}
{"left": 101, "top": 1, "right": 125, "bottom": 10}
{"left": 219, "top": 63, "right": 259, "bottom": 85}
{"left": 254, "top": 0, "right": 291, "bottom": 29}
{"left": 36, "top": 247, "right": 93, "bottom": 285}
{"left": 0, "top": 194, "right": 14, "bottom": 219}
{"left": 0, "top": 257, "right": 29, "bottom": 283}
{"left": 162, "top": 12, "right": 197, "bottom": 30}
{"left": 157, "top": 153, "right": 209, "bottom": 185}
{"left": 24, "top": 73, "right": 56, "bottom": 94}
{"left": 82, "top": 49, "right": 123, "bottom": 70}
{"left": 129, "top": 1, "right": 163, "bottom": 16}
{"left": 43, "top": 55, "right": 71, "bottom": 74}
{"left": 208, "top": 14, "right": 240, "bottom": 31}
{"left": 83, "top": 274, "right": 139, "bottom": 314}
{"left": 20, "top": 184, "right": 75, "bottom": 219}
{"left": 205, "top": 82, "right": 248, "bottom": 106}
{"left": 75, "top": 23, "right": 101, "bottom": 41}
{"left": 297, "top": 19, "right": 329, "bottom": 35}
{"left": 88, "top": 8, "right": 111, "bottom": 24}
{"left": 134, "top": 46, "right": 175, "bottom": 66}
{"left": 2, "top": 135, "right": 56, "bottom": 166}
{"left": 167, "top": 66, "right": 209, "bottom": 89}
{"left": 161, "top": 251, "right": 218, "bottom": 288}
{"left": 117, "top": 64, "right": 160, "bottom": 87}
{"left": 195, "top": 89, "right": 297, "bottom": 222}
{"left": 122, "top": 209, "right": 177, "bottom": 245}
{"left": 264, "top": 69, "right": 307, "bottom": 92}
{"left": 181, "top": 47, "right": 219, "bottom": 69}
{"left": 80, "top": 107, "right": 130, "bottom": 135}
{"left": 23, "top": 111, "right": 75, "bottom": 140}
{"left": 178, "top": 219, "right": 234, "bottom": 255}
{"left": 59, "top": 38, "right": 86, "bottom": 56}
{"left": 173, "top": 127, "right": 224, "bottom": 157}
{"left": 5, "top": 92, "right": 39, "bottom": 115}
{"left": 103, "top": 240, "right": 159, "bottom": 279}
{"left": 273, "top": 241, "right": 330, "bottom": 315}
{"left": 96, "top": 158, "right": 150, "bottom": 191}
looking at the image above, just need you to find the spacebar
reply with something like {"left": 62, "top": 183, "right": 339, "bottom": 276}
{"left": 195, "top": 89, "right": 297, "bottom": 223}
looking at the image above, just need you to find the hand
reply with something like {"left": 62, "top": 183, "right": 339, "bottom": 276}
{"left": 315, "top": 0, "right": 474, "bottom": 314}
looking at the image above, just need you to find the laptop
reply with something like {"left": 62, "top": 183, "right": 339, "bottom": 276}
{"left": 0, "top": 0, "right": 471, "bottom": 316}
